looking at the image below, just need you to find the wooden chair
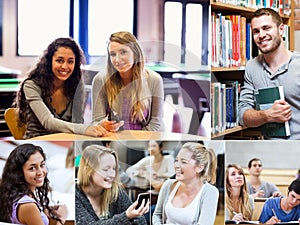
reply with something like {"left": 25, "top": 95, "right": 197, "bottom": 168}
{"left": 4, "top": 108, "right": 26, "bottom": 140}
{"left": 252, "top": 198, "right": 267, "bottom": 221}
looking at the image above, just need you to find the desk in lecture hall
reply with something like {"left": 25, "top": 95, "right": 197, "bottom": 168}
{"left": 49, "top": 220, "right": 74, "bottom": 225}
{"left": 29, "top": 130, "right": 208, "bottom": 140}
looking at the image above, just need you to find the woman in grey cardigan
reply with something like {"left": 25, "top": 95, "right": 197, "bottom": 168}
{"left": 92, "top": 31, "right": 164, "bottom": 132}
{"left": 15, "top": 37, "right": 107, "bottom": 139}
{"left": 76, "top": 144, "right": 148, "bottom": 225}
{"left": 152, "top": 142, "right": 219, "bottom": 225}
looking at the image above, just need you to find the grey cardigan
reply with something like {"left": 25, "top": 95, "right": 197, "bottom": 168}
{"left": 75, "top": 185, "right": 147, "bottom": 225}
{"left": 152, "top": 179, "right": 219, "bottom": 225}
{"left": 91, "top": 69, "right": 164, "bottom": 131}
{"left": 23, "top": 79, "right": 89, "bottom": 139}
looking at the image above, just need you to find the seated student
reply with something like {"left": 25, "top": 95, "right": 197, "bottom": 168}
{"left": 225, "top": 164, "right": 254, "bottom": 223}
{"left": 152, "top": 142, "right": 219, "bottom": 225}
{"left": 92, "top": 31, "right": 164, "bottom": 132}
{"left": 247, "top": 158, "right": 281, "bottom": 198}
{"left": 259, "top": 178, "right": 300, "bottom": 224}
{"left": 75, "top": 140, "right": 134, "bottom": 187}
{"left": 0, "top": 143, "right": 68, "bottom": 225}
{"left": 126, "top": 140, "right": 175, "bottom": 192}
{"left": 14, "top": 37, "right": 107, "bottom": 139}
{"left": 75, "top": 144, "right": 149, "bottom": 225}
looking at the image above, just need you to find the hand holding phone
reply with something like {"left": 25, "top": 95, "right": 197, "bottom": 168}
{"left": 107, "top": 111, "right": 120, "bottom": 122}
{"left": 135, "top": 193, "right": 150, "bottom": 209}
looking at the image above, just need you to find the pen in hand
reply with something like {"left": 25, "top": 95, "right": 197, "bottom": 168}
{"left": 272, "top": 208, "right": 278, "bottom": 218}
{"left": 233, "top": 211, "right": 245, "bottom": 221}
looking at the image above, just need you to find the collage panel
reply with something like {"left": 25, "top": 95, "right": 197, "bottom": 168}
{"left": 211, "top": 2, "right": 298, "bottom": 141}
{"left": 1, "top": 1, "right": 299, "bottom": 225}
{"left": 0, "top": 140, "right": 75, "bottom": 225}
{"left": 74, "top": 140, "right": 225, "bottom": 225}
{"left": 225, "top": 140, "right": 300, "bottom": 224}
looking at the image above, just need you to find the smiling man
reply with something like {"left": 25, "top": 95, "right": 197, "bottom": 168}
{"left": 238, "top": 8, "right": 300, "bottom": 140}
{"left": 259, "top": 179, "right": 300, "bottom": 224}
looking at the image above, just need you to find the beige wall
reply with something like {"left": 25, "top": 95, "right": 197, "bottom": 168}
{"left": 295, "top": 31, "right": 300, "bottom": 51}
{"left": 226, "top": 140, "right": 300, "bottom": 170}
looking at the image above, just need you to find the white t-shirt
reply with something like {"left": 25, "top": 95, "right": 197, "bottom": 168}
{"left": 165, "top": 181, "right": 204, "bottom": 225}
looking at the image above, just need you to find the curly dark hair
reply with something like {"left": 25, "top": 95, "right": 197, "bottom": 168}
{"left": 0, "top": 143, "right": 54, "bottom": 222}
{"left": 14, "top": 37, "right": 86, "bottom": 126}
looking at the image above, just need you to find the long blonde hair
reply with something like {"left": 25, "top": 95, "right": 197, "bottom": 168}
{"left": 225, "top": 164, "right": 253, "bottom": 220}
{"left": 181, "top": 142, "right": 217, "bottom": 184}
{"left": 77, "top": 145, "right": 122, "bottom": 217}
{"left": 105, "top": 31, "right": 150, "bottom": 122}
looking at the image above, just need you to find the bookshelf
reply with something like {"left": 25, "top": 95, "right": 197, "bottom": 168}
{"left": 210, "top": 1, "right": 295, "bottom": 139}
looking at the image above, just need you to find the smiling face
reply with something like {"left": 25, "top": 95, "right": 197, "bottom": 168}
{"left": 108, "top": 41, "right": 134, "bottom": 80}
{"left": 251, "top": 14, "right": 283, "bottom": 54}
{"left": 92, "top": 153, "right": 116, "bottom": 189}
{"left": 174, "top": 148, "right": 202, "bottom": 181}
{"left": 228, "top": 166, "right": 244, "bottom": 188}
{"left": 22, "top": 151, "right": 47, "bottom": 192}
{"left": 52, "top": 47, "right": 75, "bottom": 85}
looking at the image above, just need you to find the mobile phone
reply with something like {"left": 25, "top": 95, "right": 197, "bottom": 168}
{"left": 107, "top": 111, "right": 120, "bottom": 122}
{"left": 135, "top": 192, "right": 150, "bottom": 209}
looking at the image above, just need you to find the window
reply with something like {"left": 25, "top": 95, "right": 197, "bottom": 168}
{"left": 88, "top": 0, "right": 134, "bottom": 56}
{"left": 17, "top": 0, "right": 134, "bottom": 57}
{"left": 164, "top": 0, "right": 207, "bottom": 66}
{"left": 17, "top": 0, "right": 70, "bottom": 56}
{"left": 164, "top": 2, "right": 182, "bottom": 66}
{"left": 186, "top": 3, "right": 202, "bottom": 67}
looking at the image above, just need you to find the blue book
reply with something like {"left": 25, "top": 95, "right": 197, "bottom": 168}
{"left": 246, "top": 23, "right": 251, "bottom": 61}
{"left": 226, "top": 87, "right": 234, "bottom": 128}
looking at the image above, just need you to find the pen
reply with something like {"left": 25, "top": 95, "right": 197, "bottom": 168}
{"left": 271, "top": 208, "right": 278, "bottom": 218}
{"left": 233, "top": 211, "right": 245, "bottom": 220}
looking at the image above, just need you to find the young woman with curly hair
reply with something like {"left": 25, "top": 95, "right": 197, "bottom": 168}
{"left": 92, "top": 31, "right": 164, "bottom": 132}
{"left": 0, "top": 143, "right": 67, "bottom": 225}
{"left": 14, "top": 37, "right": 107, "bottom": 139}
{"left": 225, "top": 164, "right": 254, "bottom": 223}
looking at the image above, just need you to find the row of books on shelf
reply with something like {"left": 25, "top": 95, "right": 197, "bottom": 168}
{"left": 211, "top": 83, "right": 291, "bottom": 137}
{"left": 211, "top": 12, "right": 290, "bottom": 68}
{"left": 211, "top": 81, "right": 240, "bottom": 134}
{"left": 212, "top": 0, "right": 291, "bottom": 16}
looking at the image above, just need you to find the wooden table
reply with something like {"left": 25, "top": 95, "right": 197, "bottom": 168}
{"left": 30, "top": 130, "right": 208, "bottom": 141}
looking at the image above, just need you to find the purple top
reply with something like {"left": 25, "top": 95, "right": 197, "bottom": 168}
{"left": 121, "top": 96, "right": 149, "bottom": 130}
{"left": 11, "top": 195, "right": 49, "bottom": 225}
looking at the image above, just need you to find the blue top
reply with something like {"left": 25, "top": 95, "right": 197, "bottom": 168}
{"left": 11, "top": 195, "right": 49, "bottom": 225}
{"left": 259, "top": 197, "right": 300, "bottom": 223}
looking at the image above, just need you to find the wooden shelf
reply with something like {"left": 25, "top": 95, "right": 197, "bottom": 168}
{"left": 211, "top": 2, "right": 295, "bottom": 139}
{"left": 211, "top": 2, "right": 291, "bottom": 19}
{"left": 211, "top": 1, "right": 294, "bottom": 50}
{"left": 211, "top": 67, "right": 245, "bottom": 72}
{"left": 211, "top": 126, "right": 244, "bottom": 139}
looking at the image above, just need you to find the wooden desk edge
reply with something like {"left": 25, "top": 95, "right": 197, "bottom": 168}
{"left": 29, "top": 131, "right": 209, "bottom": 141}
